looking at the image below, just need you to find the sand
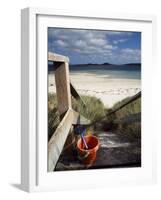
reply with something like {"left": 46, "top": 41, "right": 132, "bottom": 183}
{"left": 48, "top": 72, "right": 141, "bottom": 108}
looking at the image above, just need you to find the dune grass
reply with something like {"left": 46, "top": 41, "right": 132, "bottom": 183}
{"left": 48, "top": 93, "right": 106, "bottom": 140}
{"left": 48, "top": 93, "right": 141, "bottom": 141}
{"left": 72, "top": 95, "right": 106, "bottom": 123}
{"left": 112, "top": 97, "right": 141, "bottom": 118}
{"left": 99, "top": 96, "right": 141, "bottom": 140}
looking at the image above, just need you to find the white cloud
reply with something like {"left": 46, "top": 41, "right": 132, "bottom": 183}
{"left": 113, "top": 39, "right": 128, "bottom": 44}
{"left": 48, "top": 29, "right": 117, "bottom": 57}
{"left": 106, "top": 31, "right": 133, "bottom": 35}
{"left": 121, "top": 48, "right": 141, "bottom": 55}
{"left": 48, "top": 28, "right": 140, "bottom": 64}
{"left": 117, "top": 48, "right": 141, "bottom": 63}
{"left": 55, "top": 40, "right": 68, "bottom": 47}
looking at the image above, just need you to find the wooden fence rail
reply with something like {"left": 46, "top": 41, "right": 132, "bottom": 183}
{"left": 48, "top": 52, "right": 89, "bottom": 171}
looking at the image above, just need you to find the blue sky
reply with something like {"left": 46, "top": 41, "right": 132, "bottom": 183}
{"left": 48, "top": 28, "right": 141, "bottom": 65}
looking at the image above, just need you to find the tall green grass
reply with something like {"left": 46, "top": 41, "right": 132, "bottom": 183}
{"left": 102, "top": 97, "right": 141, "bottom": 139}
{"left": 112, "top": 97, "right": 141, "bottom": 119}
{"left": 48, "top": 93, "right": 141, "bottom": 140}
{"left": 72, "top": 95, "right": 106, "bottom": 123}
{"left": 48, "top": 93, "right": 106, "bottom": 140}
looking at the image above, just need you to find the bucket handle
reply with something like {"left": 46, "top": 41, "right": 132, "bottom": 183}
{"left": 78, "top": 152, "right": 90, "bottom": 161}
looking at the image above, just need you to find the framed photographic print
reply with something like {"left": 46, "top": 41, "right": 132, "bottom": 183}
{"left": 21, "top": 7, "right": 156, "bottom": 192}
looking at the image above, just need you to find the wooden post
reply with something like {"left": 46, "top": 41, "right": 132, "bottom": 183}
{"left": 55, "top": 62, "right": 71, "bottom": 119}
{"left": 48, "top": 52, "right": 71, "bottom": 119}
{"left": 48, "top": 52, "right": 89, "bottom": 171}
{"left": 48, "top": 52, "right": 73, "bottom": 171}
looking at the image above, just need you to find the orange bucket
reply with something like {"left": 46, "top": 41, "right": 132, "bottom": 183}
{"left": 77, "top": 135, "right": 99, "bottom": 165}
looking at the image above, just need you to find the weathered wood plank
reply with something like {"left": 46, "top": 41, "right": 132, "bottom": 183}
{"left": 55, "top": 62, "right": 72, "bottom": 119}
{"left": 70, "top": 82, "right": 86, "bottom": 107}
{"left": 48, "top": 109, "right": 74, "bottom": 171}
{"left": 48, "top": 52, "right": 69, "bottom": 63}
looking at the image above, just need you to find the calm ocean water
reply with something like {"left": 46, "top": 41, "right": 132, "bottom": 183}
{"left": 49, "top": 64, "right": 141, "bottom": 80}
{"left": 69, "top": 64, "right": 141, "bottom": 80}
{"left": 69, "top": 69, "right": 141, "bottom": 80}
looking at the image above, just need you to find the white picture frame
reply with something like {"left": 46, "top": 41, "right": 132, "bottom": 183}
{"left": 21, "top": 7, "right": 157, "bottom": 192}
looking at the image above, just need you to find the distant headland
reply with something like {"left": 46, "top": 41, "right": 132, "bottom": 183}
{"left": 48, "top": 62, "right": 141, "bottom": 71}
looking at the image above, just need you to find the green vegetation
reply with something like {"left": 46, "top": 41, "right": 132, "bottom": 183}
{"left": 99, "top": 97, "right": 141, "bottom": 140}
{"left": 48, "top": 93, "right": 141, "bottom": 141}
{"left": 72, "top": 95, "right": 106, "bottom": 123}
{"left": 48, "top": 93, "right": 106, "bottom": 140}
{"left": 112, "top": 97, "right": 141, "bottom": 139}
{"left": 112, "top": 97, "right": 141, "bottom": 118}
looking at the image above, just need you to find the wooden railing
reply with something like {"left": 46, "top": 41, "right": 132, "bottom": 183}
{"left": 48, "top": 52, "right": 89, "bottom": 171}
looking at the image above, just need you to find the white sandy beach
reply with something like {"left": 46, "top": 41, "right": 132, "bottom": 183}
{"left": 48, "top": 72, "right": 141, "bottom": 108}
